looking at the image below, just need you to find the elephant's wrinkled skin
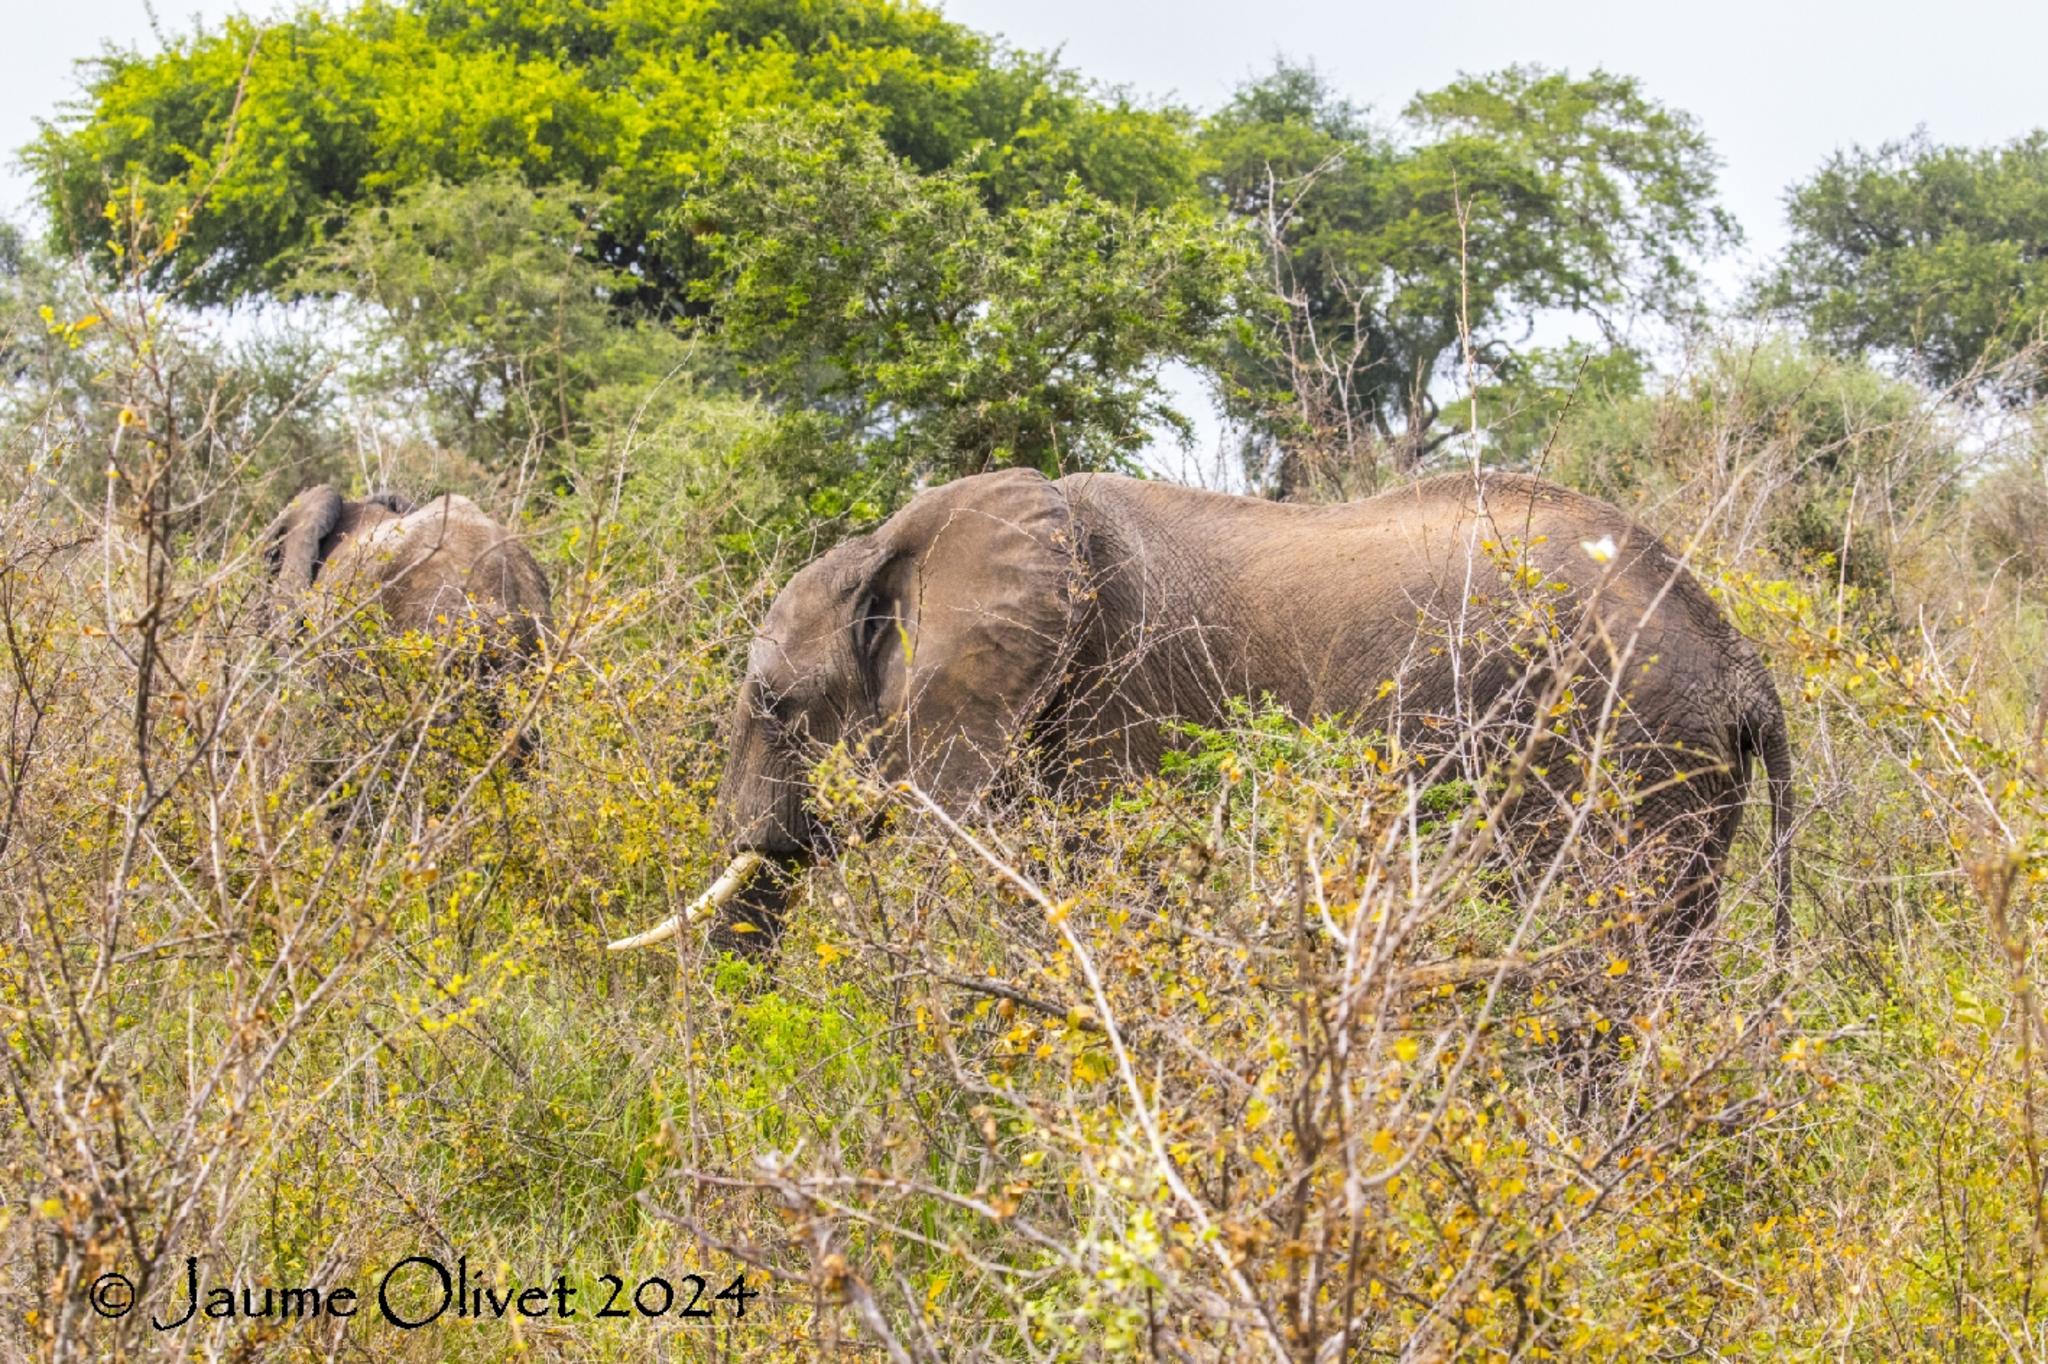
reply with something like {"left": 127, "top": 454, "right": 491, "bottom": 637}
{"left": 633, "top": 469, "right": 1792, "bottom": 959}
{"left": 263, "top": 485, "right": 552, "bottom": 664}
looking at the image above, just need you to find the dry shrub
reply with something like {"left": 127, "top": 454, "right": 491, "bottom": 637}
{"left": 1963, "top": 410, "right": 2048, "bottom": 590}
{"left": 1543, "top": 336, "right": 1969, "bottom": 614}
{"left": 5, "top": 216, "right": 2048, "bottom": 1362}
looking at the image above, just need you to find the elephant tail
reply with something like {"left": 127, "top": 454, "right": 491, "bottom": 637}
{"left": 1742, "top": 666, "right": 1795, "bottom": 956}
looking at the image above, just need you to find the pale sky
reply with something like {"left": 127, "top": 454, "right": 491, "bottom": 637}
{"left": 10, "top": 0, "right": 2044, "bottom": 270}
{"left": 940, "top": 0, "right": 2048, "bottom": 300}
{"left": 4, "top": 2, "right": 237, "bottom": 221}
{"left": 6, "top": 0, "right": 2041, "bottom": 476}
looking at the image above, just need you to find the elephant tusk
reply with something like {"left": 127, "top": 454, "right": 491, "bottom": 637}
{"left": 606, "top": 851, "right": 766, "bottom": 950}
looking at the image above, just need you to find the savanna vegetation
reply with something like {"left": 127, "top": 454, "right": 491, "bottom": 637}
{"left": 8, "top": 1, "right": 2048, "bottom": 1358}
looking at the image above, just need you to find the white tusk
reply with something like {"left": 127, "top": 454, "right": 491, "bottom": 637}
{"left": 606, "top": 851, "right": 767, "bottom": 950}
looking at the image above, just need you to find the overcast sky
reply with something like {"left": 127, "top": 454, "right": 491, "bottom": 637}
{"left": 9, "top": 0, "right": 2044, "bottom": 270}
{"left": 5, "top": 0, "right": 2040, "bottom": 476}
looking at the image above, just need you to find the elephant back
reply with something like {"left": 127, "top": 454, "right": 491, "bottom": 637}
{"left": 334, "top": 495, "right": 550, "bottom": 654}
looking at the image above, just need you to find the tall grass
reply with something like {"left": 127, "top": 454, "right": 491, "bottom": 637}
{"left": 5, "top": 238, "right": 2048, "bottom": 1360}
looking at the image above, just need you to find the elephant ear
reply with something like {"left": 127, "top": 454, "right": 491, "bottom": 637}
{"left": 264, "top": 484, "right": 345, "bottom": 591}
{"left": 881, "top": 468, "right": 1084, "bottom": 807}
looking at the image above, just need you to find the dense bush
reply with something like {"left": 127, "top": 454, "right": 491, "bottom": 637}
{"left": 6, "top": 242, "right": 2048, "bottom": 1358}
{"left": 11, "top": 9, "right": 2048, "bottom": 1359}
{"left": 1535, "top": 338, "right": 1963, "bottom": 600}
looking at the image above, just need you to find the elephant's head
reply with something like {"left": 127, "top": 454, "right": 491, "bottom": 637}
{"left": 261, "top": 484, "right": 415, "bottom": 626}
{"left": 610, "top": 468, "right": 1086, "bottom": 953}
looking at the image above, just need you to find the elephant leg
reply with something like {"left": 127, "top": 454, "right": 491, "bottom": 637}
{"left": 1628, "top": 768, "right": 1745, "bottom": 981}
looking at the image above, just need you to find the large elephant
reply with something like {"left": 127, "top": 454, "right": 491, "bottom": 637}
{"left": 263, "top": 484, "right": 552, "bottom": 664}
{"left": 611, "top": 469, "right": 1793, "bottom": 959}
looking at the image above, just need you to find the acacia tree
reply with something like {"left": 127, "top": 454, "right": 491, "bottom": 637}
{"left": 700, "top": 113, "right": 1251, "bottom": 488}
{"left": 28, "top": 0, "right": 1196, "bottom": 313}
{"left": 28, "top": 0, "right": 1239, "bottom": 503}
{"left": 1764, "top": 131, "right": 2048, "bottom": 401}
{"left": 1204, "top": 62, "right": 1735, "bottom": 496}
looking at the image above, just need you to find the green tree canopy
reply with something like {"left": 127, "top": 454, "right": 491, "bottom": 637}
{"left": 701, "top": 113, "right": 1250, "bottom": 485}
{"left": 1202, "top": 62, "right": 1734, "bottom": 494}
{"left": 1764, "top": 131, "right": 2048, "bottom": 400}
{"left": 292, "top": 175, "right": 693, "bottom": 469}
{"left": 31, "top": 0, "right": 1196, "bottom": 310}
{"left": 29, "top": 0, "right": 1237, "bottom": 500}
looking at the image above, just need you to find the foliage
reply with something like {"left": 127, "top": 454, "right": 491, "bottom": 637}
{"left": 1203, "top": 61, "right": 1735, "bottom": 494}
{"left": 29, "top": 0, "right": 1237, "bottom": 507}
{"left": 700, "top": 112, "right": 1253, "bottom": 483}
{"left": 17, "top": 12, "right": 2048, "bottom": 1362}
{"left": 29, "top": 0, "right": 1196, "bottom": 310}
{"left": 1470, "top": 340, "right": 1648, "bottom": 468}
{"left": 0, "top": 205, "right": 352, "bottom": 516}
{"left": 15, "top": 374, "right": 2029, "bottom": 1353}
{"left": 1765, "top": 130, "right": 2048, "bottom": 401}
{"left": 293, "top": 174, "right": 692, "bottom": 474}
{"left": 1157, "top": 697, "right": 1365, "bottom": 789}
{"left": 1966, "top": 416, "right": 2048, "bottom": 583}
{"left": 1542, "top": 337, "right": 1958, "bottom": 593}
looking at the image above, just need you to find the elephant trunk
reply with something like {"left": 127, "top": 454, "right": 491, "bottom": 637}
{"left": 715, "top": 694, "right": 820, "bottom": 859}
{"left": 609, "top": 697, "right": 818, "bottom": 953}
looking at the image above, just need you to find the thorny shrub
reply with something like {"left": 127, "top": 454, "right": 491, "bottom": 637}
{"left": 5, "top": 198, "right": 2048, "bottom": 1364}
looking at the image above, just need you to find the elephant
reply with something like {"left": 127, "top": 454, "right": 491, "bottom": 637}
{"left": 609, "top": 468, "right": 1793, "bottom": 963}
{"left": 262, "top": 484, "right": 552, "bottom": 666}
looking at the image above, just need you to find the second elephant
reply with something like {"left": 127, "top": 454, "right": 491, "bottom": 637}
{"left": 264, "top": 485, "right": 552, "bottom": 666}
